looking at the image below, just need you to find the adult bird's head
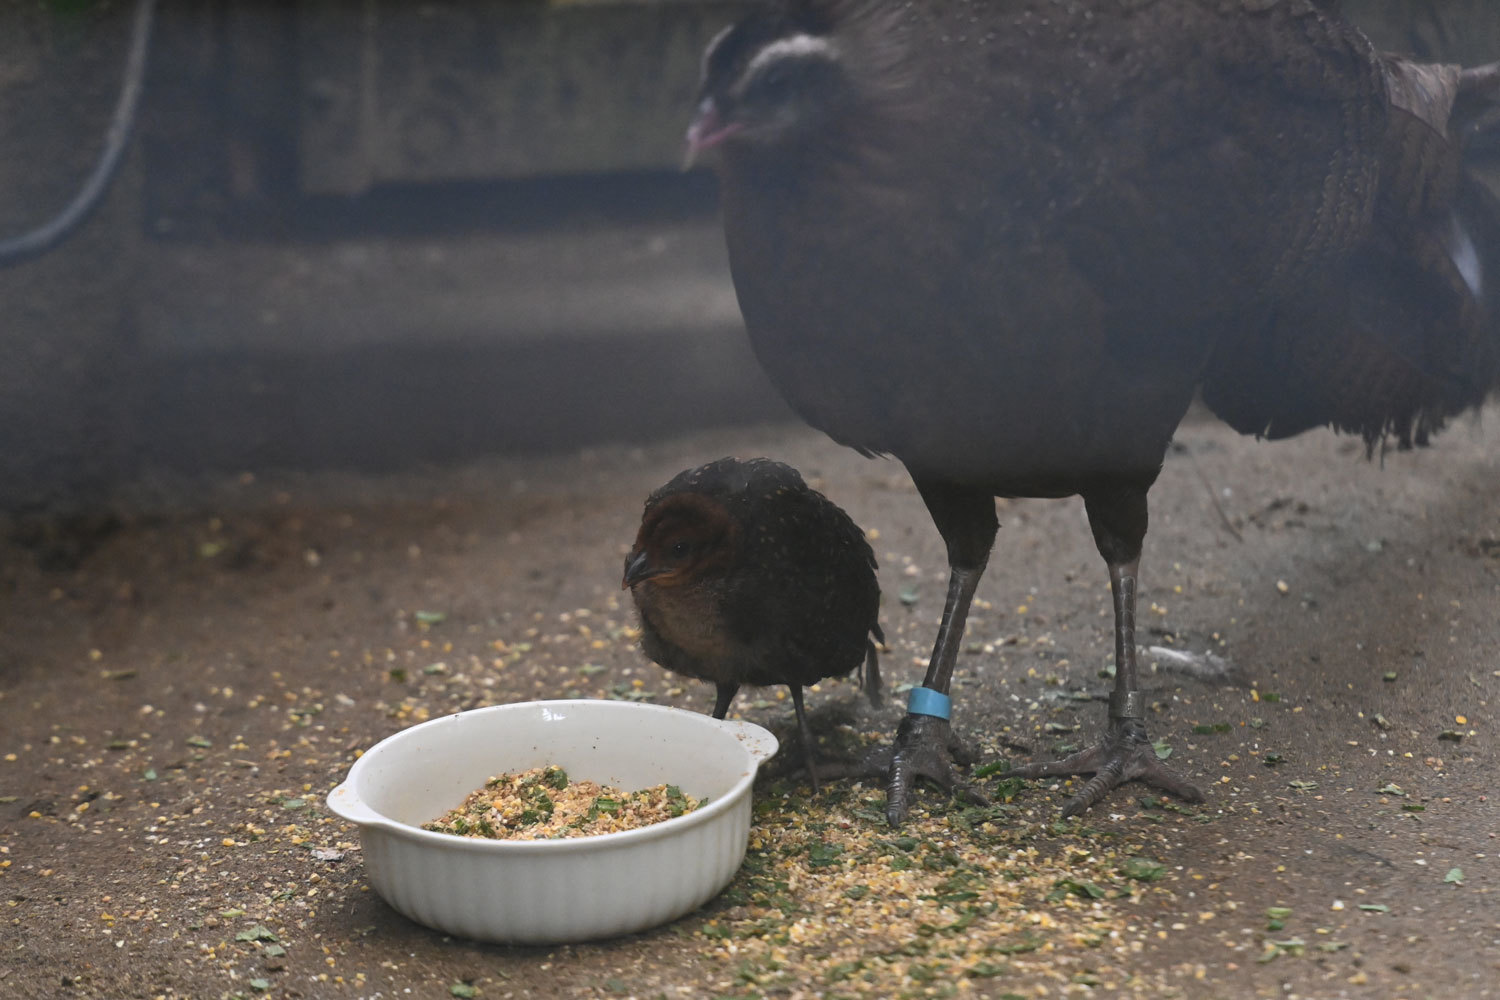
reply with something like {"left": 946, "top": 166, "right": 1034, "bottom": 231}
{"left": 622, "top": 492, "right": 740, "bottom": 590}
{"left": 685, "top": 27, "right": 849, "bottom": 167}
{"left": 685, "top": 3, "right": 881, "bottom": 168}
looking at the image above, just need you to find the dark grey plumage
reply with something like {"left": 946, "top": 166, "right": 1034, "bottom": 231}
{"left": 688, "top": 0, "right": 1500, "bottom": 821}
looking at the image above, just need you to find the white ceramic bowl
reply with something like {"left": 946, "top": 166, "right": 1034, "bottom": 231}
{"left": 326, "top": 699, "right": 778, "bottom": 944}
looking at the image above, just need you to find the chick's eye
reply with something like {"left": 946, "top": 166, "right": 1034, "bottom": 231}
{"left": 669, "top": 540, "right": 692, "bottom": 559}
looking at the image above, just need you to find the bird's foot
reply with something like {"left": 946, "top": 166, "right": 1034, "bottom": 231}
{"left": 1009, "top": 716, "right": 1203, "bottom": 818}
{"left": 834, "top": 713, "right": 989, "bottom": 826}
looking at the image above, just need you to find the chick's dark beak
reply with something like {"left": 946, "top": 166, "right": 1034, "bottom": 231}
{"left": 684, "top": 97, "right": 739, "bottom": 170}
{"left": 622, "top": 549, "right": 655, "bottom": 589}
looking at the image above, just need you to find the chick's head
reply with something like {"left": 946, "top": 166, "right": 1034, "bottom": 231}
{"left": 622, "top": 492, "right": 741, "bottom": 591}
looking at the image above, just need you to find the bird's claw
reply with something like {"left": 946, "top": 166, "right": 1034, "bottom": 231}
{"left": 864, "top": 713, "right": 986, "bottom": 826}
{"left": 1010, "top": 716, "right": 1203, "bottom": 817}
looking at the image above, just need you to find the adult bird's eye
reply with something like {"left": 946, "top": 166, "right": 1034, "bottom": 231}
{"left": 669, "top": 540, "right": 691, "bottom": 558}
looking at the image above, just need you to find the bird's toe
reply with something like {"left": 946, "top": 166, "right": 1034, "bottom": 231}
{"left": 1013, "top": 721, "right": 1203, "bottom": 817}
{"left": 879, "top": 713, "right": 982, "bottom": 826}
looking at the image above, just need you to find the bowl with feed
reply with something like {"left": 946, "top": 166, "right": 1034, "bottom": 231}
{"left": 326, "top": 699, "right": 778, "bottom": 944}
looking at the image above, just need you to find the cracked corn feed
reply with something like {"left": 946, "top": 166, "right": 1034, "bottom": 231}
{"left": 423, "top": 766, "right": 701, "bottom": 840}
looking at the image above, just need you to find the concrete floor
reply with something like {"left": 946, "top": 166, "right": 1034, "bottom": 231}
{"left": 0, "top": 408, "right": 1495, "bottom": 998}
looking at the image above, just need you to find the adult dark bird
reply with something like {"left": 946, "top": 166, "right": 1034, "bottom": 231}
{"left": 687, "top": 0, "right": 1500, "bottom": 822}
{"left": 623, "top": 457, "right": 885, "bottom": 788}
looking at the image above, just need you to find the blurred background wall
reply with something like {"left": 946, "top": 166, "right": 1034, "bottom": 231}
{"left": 0, "top": 0, "right": 1497, "bottom": 511}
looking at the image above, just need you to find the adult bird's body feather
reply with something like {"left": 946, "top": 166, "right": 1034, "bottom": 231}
{"left": 690, "top": 0, "right": 1500, "bottom": 820}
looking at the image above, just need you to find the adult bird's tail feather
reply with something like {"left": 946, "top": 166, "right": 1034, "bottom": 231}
{"left": 1200, "top": 55, "right": 1500, "bottom": 450}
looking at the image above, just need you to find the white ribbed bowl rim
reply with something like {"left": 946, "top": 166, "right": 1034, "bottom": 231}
{"left": 326, "top": 699, "right": 779, "bottom": 855}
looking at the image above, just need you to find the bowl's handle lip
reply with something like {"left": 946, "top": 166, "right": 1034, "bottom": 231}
{"left": 710, "top": 717, "right": 780, "bottom": 765}
{"left": 326, "top": 781, "right": 392, "bottom": 829}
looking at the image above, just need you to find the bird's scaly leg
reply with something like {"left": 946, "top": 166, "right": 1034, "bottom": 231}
{"left": 1011, "top": 489, "right": 1203, "bottom": 815}
{"left": 876, "top": 480, "right": 996, "bottom": 825}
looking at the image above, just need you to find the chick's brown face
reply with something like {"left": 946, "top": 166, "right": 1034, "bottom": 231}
{"left": 622, "top": 494, "right": 739, "bottom": 590}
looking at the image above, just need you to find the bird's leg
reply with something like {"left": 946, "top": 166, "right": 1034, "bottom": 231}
{"left": 711, "top": 682, "right": 740, "bottom": 720}
{"left": 862, "top": 634, "right": 885, "bottom": 709}
{"left": 1010, "top": 488, "right": 1204, "bottom": 816}
{"left": 878, "top": 479, "right": 997, "bottom": 825}
{"left": 788, "top": 685, "right": 821, "bottom": 793}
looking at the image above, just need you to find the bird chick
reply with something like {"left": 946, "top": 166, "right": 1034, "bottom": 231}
{"left": 623, "top": 457, "right": 884, "bottom": 790}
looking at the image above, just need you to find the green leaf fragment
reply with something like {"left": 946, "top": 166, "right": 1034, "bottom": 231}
{"left": 1444, "top": 867, "right": 1464, "bottom": 885}
{"left": 1358, "top": 903, "right": 1390, "bottom": 913}
{"left": 825, "top": 961, "right": 862, "bottom": 983}
{"left": 807, "top": 842, "right": 843, "bottom": 868}
{"left": 1152, "top": 739, "right": 1173, "bottom": 761}
{"left": 450, "top": 985, "right": 478, "bottom": 999}
{"left": 1120, "top": 857, "right": 1166, "bottom": 882}
{"left": 1046, "top": 878, "right": 1106, "bottom": 902}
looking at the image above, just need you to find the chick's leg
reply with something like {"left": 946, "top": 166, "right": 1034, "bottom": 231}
{"left": 787, "top": 685, "right": 822, "bottom": 793}
{"left": 1010, "top": 487, "right": 1204, "bottom": 816}
{"left": 880, "top": 478, "right": 997, "bottom": 825}
{"left": 711, "top": 682, "right": 740, "bottom": 720}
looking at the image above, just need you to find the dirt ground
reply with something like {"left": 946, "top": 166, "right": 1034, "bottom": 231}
{"left": 0, "top": 408, "right": 1496, "bottom": 1000}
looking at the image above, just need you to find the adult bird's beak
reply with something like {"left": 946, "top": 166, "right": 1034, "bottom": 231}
{"left": 622, "top": 550, "right": 656, "bottom": 589}
{"left": 683, "top": 97, "right": 740, "bottom": 170}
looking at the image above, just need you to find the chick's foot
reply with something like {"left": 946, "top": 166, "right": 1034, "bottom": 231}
{"left": 1010, "top": 715, "right": 1203, "bottom": 817}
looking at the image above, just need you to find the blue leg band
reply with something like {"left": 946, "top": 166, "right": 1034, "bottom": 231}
{"left": 906, "top": 686, "right": 951, "bottom": 720}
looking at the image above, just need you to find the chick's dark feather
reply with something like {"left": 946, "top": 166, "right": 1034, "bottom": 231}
{"left": 692, "top": 0, "right": 1500, "bottom": 820}
{"left": 625, "top": 458, "right": 884, "bottom": 784}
